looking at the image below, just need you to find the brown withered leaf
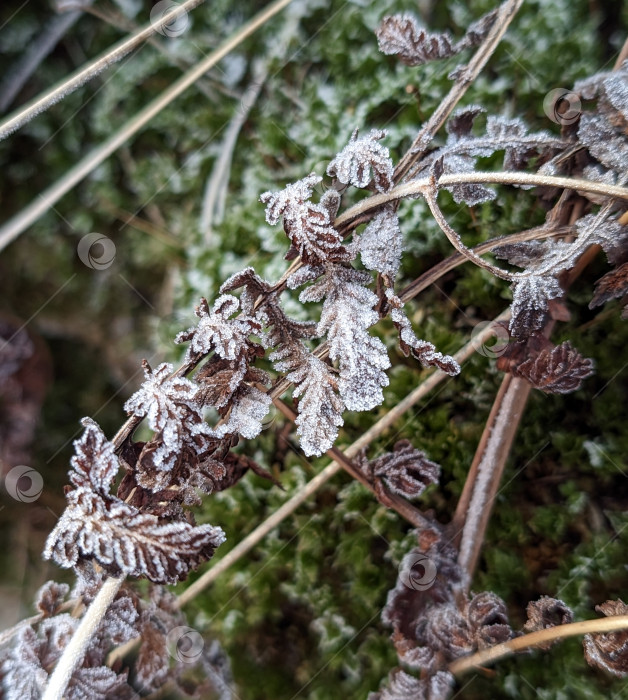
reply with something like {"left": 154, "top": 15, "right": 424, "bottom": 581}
{"left": 513, "top": 340, "right": 595, "bottom": 394}
{"left": 361, "top": 439, "right": 440, "bottom": 499}
{"left": 496, "top": 333, "right": 549, "bottom": 375}
{"left": 43, "top": 420, "right": 226, "bottom": 584}
{"left": 376, "top": 15, "right": 457, "bottom": 66}
{"left": 466, "top": 591, "right": 512, "bottom": 649}
{"left": 34, "top": 581, "right": 70, "bottom": 618}
{"left": 220, "top": 266, "right": 272, "bottom": 314}
{"left": 589, "top": 262, "right": 628, "bottom": 312}
{"left": 524, "top": 596, "right": 573, "bottom": 650}
{"left": 584, "top": 600, "right": 628, "bottom": 677}
{"left": 260, "top": 174, "right": 351, "bottom": 265}
{"left": 134, "top": 617, "right": 170, "bottom": 693}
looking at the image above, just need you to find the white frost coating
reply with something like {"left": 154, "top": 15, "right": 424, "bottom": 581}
{"left": 124, "top": 362, "right": 202, "bottom": 473}
{"left": 327, "top": 128, "right": 393, "bottom": 193}
{"left": 359, "top": 206, "right": 403, "bottom": 278}
{"left": 302, "top": 265, "right": 390, "bottom": 412}
{"left": 509, "top": 275, "right": 562, "bottom": 335}
{"left": 41, "top": 577, "right": 124, "bottom": 700}
{"left": 176, "top": 294, "right": 258, "bottom": 362}
{"left": 260, "top": 174, "right": 347, "bottom": 263}
{"left": 202, "top": 385, "right": 271, "bottom": 441}
{"left": 457, "top": 382, "right": 519, "bottom": 580}
{"left": 124, "top": 362, "right": 197, "bottom": 430}
{"left": 270, "top": 337, "right": 344, "bottom": 456}
{"left": 604, "top": 64, "right": 628, "bottom": 121}
{"left": 42, "top": 420, "right": 225, "bottom": 584}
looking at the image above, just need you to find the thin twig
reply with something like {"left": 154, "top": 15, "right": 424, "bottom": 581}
{"left": 200, "top": 67, "right": 268, "bottom": 242}
{"left": 423, "top": 177, "right": 515, "bottom": 281}
{"left": 394, "top": 0, "right": 524, "bottom": 182}
{"left": 42, "top": 575, "right": 125, "bottom": 700}
{"left": 455, "top": 374, "right": 532, "bottom": 585}
{"left": 0, "top": 0, "right": 296, "bottom": 253}
{"left": 335, "top": 172, "right": 628, "bottom": 233}
{"left": 399, "top": 224, "right": 573, "bottom": 303}
{"left": 449, "top": 615, "right": 628, "bottom": 675}
{"left": 0, "top": 0, "right": 206, "bottom": 140}
{"left": 0, "top": 5, "right": 92, "bottom": 113}
{"left": 80, "top": 3, "right": 223, "bottom": 104}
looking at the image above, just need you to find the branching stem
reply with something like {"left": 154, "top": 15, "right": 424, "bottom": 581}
{"left": 335, "top": 171, "right": 628, "bottom": 231}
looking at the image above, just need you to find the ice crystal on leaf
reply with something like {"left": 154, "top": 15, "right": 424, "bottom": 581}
{"left": 603, "top": 63, "right": 628, "bottom": 120}
{"left": 1, "top": 627, "right": 49, "bottom": 699}
{"left": 300, "top": 264, "right": 390, "bottom": 411}
{"left": 386, "top": 291, "right": 459, "bottom": 375}
{"left": 260, "top": 174, "right": 350, "bottom": 265}
{"left": 286, "top": 352, "right": 344, "bottom": 456}
{"left": 359, "top": 206, "right": 403, "bottom": 279}
{"left": 577, "top": 63, "right": 628, "bottom": 177}
{"left": 578, "top": 113, "right": 628, "bottom": 175}
{"left": 223, "top": 265, "right": 342, "bottom": 456}
{"left": 496, "top": 212, "right": 628, "bottom": 338}
{"left": 68, "top": 666, "right": 131, "bottom": 700}
{"left": 220, "top": 266, "right": 273, "bottom": 315}
{"left": 376, "top": 9, "right": 497, "bottom": 69}
{"left": 34, "top": 580, "right": 70, "bottom": 617}
{"left": 375, "top": 15, "right": 457, "bottom": 67}
{"left": 43, "top": 419, "right": 225, "bottom": 584}
{"left": 204, "top": 383, "right": 272, "bottom": 440}
{"left": 508, "top": 275, "right": 564, "bottom": 337}
{"left": 327, "top": 128, "right": 394, "bottom": 193}
{"left": 175, "top": 295, "right": 261, "bottom": 363}
{"left": 124, "top": 360, "right": 203, "bottom": 476}
{"left": 124, "top": 360, "right": 197, "bottom": 431}
{"left": 1, "top": 610, "right": 132, "bottom": 700}
{"left": 264, "top": 301, "right": 343, "bottom": 457}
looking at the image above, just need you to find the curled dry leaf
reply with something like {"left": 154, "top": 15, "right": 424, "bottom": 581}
{"left": 260, "top": 174, "right": 350, "bottom": 265}
{"left": 386, "top": 291, "right": 460, "bottom": 376}
{"left": 512, "top": 340, "right": 595, "bottom": 394}
{"left": 589, "top": 262, "right": 628, "bottom": 316}
{"left": 327, "top": 128, "right": 394, "bottom": 193}
{"left": 369, "top": 668, "right": 454, "bottom": 700}
{"left": 584, "top": 600, "right": 628, "bottom": 678}
{"left": 360, "top": 439, "right": 440, "bottom": 499}
{"left": 524, "top": 596, "right": 574, "bottom": 650}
